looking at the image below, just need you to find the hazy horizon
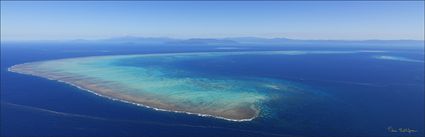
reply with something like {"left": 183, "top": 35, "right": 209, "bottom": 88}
{"left": 1, "top": 1, "right": 424, "bottom": 41}
{"left": 2, "top": 35, "right": 425, "bottom": 43}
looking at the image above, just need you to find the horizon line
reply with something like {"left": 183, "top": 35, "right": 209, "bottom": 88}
{"left": 2, "top": 36, "right": 425, "bottom": 42}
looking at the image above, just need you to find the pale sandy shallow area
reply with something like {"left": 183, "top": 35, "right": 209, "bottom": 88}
{"left": 8, "top": 58, "right": 262, "bottom": 121}
{"left": 8, "top": 66, "right": 259, "bottom": 121}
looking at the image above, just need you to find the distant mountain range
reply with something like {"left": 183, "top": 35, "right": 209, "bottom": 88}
{"left": 7, "top": 36, "right": 424, "bottom": 46}
{"left": 88, "top": 36, "right": 424, "bottom": 46}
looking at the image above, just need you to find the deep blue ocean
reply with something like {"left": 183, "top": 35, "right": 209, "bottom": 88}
{"left": 1, "top": 42, "right": 424, "bottom": 137}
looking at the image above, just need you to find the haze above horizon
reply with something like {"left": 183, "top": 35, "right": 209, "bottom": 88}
{"left": 1, "top": 1, "right": 424, "bottom": 41}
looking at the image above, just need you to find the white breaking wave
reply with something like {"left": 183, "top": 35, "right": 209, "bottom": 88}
{"left": 2, "top": 102, "right": 293, "bottom": 137}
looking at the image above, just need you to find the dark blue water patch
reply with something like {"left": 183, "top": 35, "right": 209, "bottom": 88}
{"left": 1, "top": 42, "right": 424, "bottom": 137}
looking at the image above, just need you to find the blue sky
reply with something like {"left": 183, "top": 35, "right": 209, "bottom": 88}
{"left": 1, "top": 1, "right": 424, "bottom": 41}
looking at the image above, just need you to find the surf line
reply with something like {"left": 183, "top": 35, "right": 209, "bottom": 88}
{"left": 1, "top": 102, "right": 295, "bottom": 137}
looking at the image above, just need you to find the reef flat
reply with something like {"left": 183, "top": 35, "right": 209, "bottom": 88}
{"left": 8, "top": 50, "right": 381, "bottom": 121}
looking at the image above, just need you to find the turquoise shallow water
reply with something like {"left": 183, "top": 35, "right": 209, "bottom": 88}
{"left": 8, "top": 50, "right": 405, "bottom": 121}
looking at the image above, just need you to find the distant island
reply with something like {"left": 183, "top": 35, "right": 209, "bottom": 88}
{"left": 5, "top": 36, "right": 423, "bottom": 48}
